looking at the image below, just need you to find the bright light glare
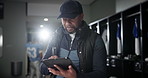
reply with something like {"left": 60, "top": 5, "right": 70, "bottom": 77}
{"left": 44, "top": 18, "right": 48, "bottom": 21}
{"left": 40, "top": 25, "right": 44, "bottom": 28}
{"left": 38, "top": 29, "right": 50, "bottom": 41}
{"left": 0, "top": 35, "right": 3, "bottom": 47}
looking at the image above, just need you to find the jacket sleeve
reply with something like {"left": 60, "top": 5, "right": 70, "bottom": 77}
{"left": 40, "top": 27, "right": 63, "bottom": 75}
{"left": 77, "top": 36, "right": 107, "bottom": 78}
{"left": 39, "top": 44, "right": 52, "bottom": 75}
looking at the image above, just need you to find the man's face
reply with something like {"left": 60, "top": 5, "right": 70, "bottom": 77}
{"left": 61, "top": 14, "right": 83, "bottom": 34}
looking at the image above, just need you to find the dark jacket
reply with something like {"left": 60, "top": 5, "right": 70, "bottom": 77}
{"left": 40, "top": 21, "right": 107, "bottom": 78}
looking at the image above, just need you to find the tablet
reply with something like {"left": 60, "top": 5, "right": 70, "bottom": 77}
{"left": 42, "top": 57, "right": 74, "bottom": 70}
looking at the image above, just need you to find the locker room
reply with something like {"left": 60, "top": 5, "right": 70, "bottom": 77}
{"left": 0, "top": 0, "right": 147, "bottom": 78}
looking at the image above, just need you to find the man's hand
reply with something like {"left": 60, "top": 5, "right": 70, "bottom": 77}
{"left": 48, "top": 55, "right": 58, "bottom": 59}
{"left": 48, "top": 65, "right": 77, "bottom": 78}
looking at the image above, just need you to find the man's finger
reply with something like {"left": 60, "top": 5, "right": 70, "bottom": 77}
{"left": 48, "top": 68, "right": 53, "bottom": 72}
{"left": 48, "top": 67, "right": 60, "bottom": 75}
{"left": 54, "top": 65, "right": 64, "bottom": 72}
{"left": 68, "top": 65, "right": 75, "bottom": 72}
{"left": 48, "top": 55, "right": 58, "bottom": 59}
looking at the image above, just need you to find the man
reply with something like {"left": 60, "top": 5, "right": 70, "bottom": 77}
{"left": 40, "top": 0, "right": 107, "bottom": 78}
{"left": 26, "top": 39, "right": 43, "bottom": 78}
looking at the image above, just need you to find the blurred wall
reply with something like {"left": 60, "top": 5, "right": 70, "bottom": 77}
{"left": 116, "top": 0, "right": 146, "bottom": 13}
{"left": 90, "top": 0, "right": 116, "bottom": 23}
{"left": 0, "top": 1, "right": 26, "bottom": 78}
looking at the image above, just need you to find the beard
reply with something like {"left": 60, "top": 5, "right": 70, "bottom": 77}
{"left": 63, "top": 22, "right": 81, "bottom": 34}
{"left": 65, "top": 27, "right": 76, "bottom": 34}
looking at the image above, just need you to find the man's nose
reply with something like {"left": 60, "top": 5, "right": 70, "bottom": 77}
{"left": 65, "top": 19, "right": 71, "bottom": 26}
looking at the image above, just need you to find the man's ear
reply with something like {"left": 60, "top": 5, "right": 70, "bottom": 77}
{"left": 79, "top": 13, "right": 84, "bottom": 21}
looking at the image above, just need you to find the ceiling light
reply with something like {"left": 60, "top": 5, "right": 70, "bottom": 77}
{"left": 40, "top": 25, "right": 44, "bottom": 28}
{"left": 44, "top": 18, "right": 48, "bottom": 21}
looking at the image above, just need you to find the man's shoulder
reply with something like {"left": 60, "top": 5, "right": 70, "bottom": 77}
{"left": 89, "top": 30, "right": 100, "bottom": 37}
{"left": 54, "top": 26, "right": 64, "bottom": 34}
